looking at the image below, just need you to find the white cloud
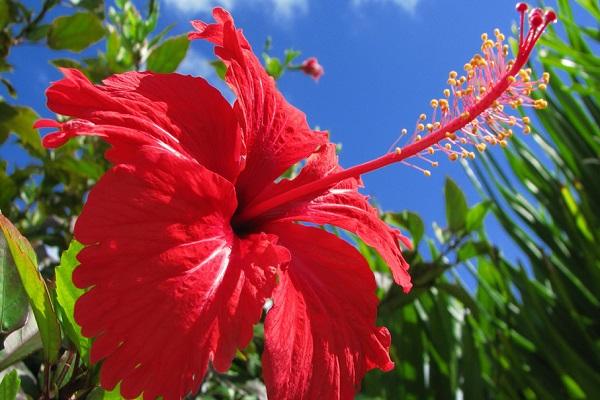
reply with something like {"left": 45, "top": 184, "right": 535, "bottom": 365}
{"left": 178, "top": 48, "right": 214, "bottom": 77}
{"left": 352, "top": 0, "right": 421, "bottom": 15}
{"left": 165, "top": 0, "right": 308, "bottom": 19}
{"left": 164, "top": 0, "right": 234, "bottom": 14}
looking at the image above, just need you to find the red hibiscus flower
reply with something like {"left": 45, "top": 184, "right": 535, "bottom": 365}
{"left": 36, "top": 4, "right": 554, "bottom": 400}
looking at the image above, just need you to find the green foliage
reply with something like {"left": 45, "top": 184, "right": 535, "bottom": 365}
{"left": 0, "top": 370, "right": 20, "bottom": 400}
{"left": 55, "top": 240, "right": 90, "bottom": 363}
{"left": 0, "top": 215, "right": 60, "bottom": 363}
{"left": 47, "top": 12, "right": 105, "bottom": 51}
{"left": 0, "top": 232, "right": 28, "bottom": 340}
{"left": 146, "top": 34, "right": 189, "bottom": 73}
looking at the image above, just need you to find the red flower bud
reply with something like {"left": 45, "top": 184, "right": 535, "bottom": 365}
{"left": 300, "top": 57, "right": 324, "bottom": 80}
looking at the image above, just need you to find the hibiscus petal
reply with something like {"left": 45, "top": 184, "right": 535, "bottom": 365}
{"left": 189, "top": 8, "right": 327, "bottom": 204}
{"left": 72, "top": 146, "right": 289, "bottom": 400}
{"left": 43, "top": 68, "right": 242, "bottom": 181}
{"left": 255, "top": 144, "right": 412, "bottom": 292}
{"left": 262, "top": 223, "right": 394, "bottom": 400}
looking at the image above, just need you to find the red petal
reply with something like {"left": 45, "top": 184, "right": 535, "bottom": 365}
{"left": 256, "top": 144, "right": 412, "bottom": 291}
{"left": 190, "top": 8, "right": 327, "bottom": 203}
{"left": 72, "top": 146, "right": 289, "bottom": 400}
{"left": 44, "top": 69, "right": 242, "bottom": 181}
{"left": 262, "top": 223, "right": 394, "bottom": 400}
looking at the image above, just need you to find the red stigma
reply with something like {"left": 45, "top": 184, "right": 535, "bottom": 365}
{"left": 529, "top": 9, "right": 544, "bottom": 27}
{"left": 516, "top": 2, "right": 528, "bottom": 13}
{"left": 545, "top": 10, "right": 557, "bottom": 24}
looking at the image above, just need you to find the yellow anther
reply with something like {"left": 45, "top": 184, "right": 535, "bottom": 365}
{"left": 416, "top": 134, "right": 422, "bottom": 141}
{"left": 426, "top": 123, "right": 433, "bottom": 131}
{"left": 401, "top": 128, "right": 408, "bottom": 135}
{"left": 456, "top": 90, "right": 463, "bottom": 98}
{"left": 395, "top": 147, "right": 402, "bottom": 155}
{"left": 499, "top": 140, "right": 508, "bottom": 148}
{"left": 497, "top": 33, "right": 505, "bottom": 41}
{"left": 461, "top": 150, "right": 469, "bottom": 159}
{"left": 507, "top": 76, "right": 516, "bottom": 83}
{"left": 460, "top": 111, "right": 470, "bottom": 120}
{"left": 522, "top": 88, "right": 532, "bottom": 96}
{"left": 482, "top": 39, "right": 495, "bottom": 50}
{"left": 427, "top": 147, "right": 435, "bottom": 155}
{"left": 481, "top": 33, "right": 488, "bottom": 41}
{"left": 419, "top": 113, "right": 427, "bottom": 121}
{"left": 449, "top": 153, "right": 458, "bottom": 161}
{"left": 464, "top": 63, "right": 473, "bottom": 71}
{"left": 522, "top": 116, "right": 530, "bottom": 124}
{"left": 459, "top": 76, "right": 467, "bottom": 84}
{"left": 443, "top": 89, "right": 451, "bottom": 97}
{"left": 479, "top": 86, "right": 487, "bottom": 95}
{"left": 423, "top": 170, "right": 431, "bottom": 177}
{"left": 534, "top": 99, "right": 548, "bottom": 109}
{"left": 469, "top": 152, "right": 476, "bottom": 160}
{"left": 505, "top": 129, "right": 513, "bottom": 137}
{"left": 538, "top": 83, "right": 547, "bottom": 90}
{"left": 503, "top": 45, "right": 509, "bottom": 56}
{"left": 508, "top": 116, "right": 517, "bottom": 126}
{"left": 445, "top": 143, "right": 453, "bottom": 150}
{"left": 460, "top": 138, "right": 468, "bottom": 144}
{"left": 519, "top": 69, "right": 530, "bottom": 82}
{"left": 430, "top": 99, "right": 439, "bottom": 108}
{"left": 493, "top": 28, "right": 500, "bottom": 36}
{"left": 496, "top": 104, "right": 504, "bottom": 112}
{"left": 497, "top": 132, "right": 505, "bottom": 140}
{"left": 417, "top": 124, "right": 425, "bottom": 131}
{"left": 449, "top": 71, "right": 458, "bottom": 79}
{"left": 523, "top": 125, "right": 531, "bottom": 134}
{"left": 433, "top": 122, "right": 441, "bottom": 129}
{"left": 445, "top": 131, "right": 456, "bottom": 139}
{"left": 432, "top": 161, "right": 439, "bottom": 167}
{"left": 440, "top": 99, "right": 449, "bottom": 109}
{"left": 476, "top": 143, "right": 487, "bottom": 152}
{"left": 448, "top": 78, "right": 457, "bottom": 86}
{"left": 542, "top": 72, "right": 550, "bottom": 83}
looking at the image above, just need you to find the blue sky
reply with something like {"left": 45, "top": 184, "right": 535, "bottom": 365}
{"left": 4, "top": 0, "right": 573, "bottom": 263}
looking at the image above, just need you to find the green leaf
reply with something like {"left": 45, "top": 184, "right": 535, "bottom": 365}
{"left": 284, "top": 49, "right": 301, "bottom": 65}
{"left": 56, "top": 241, "right": 90, "bottom": 363}
{"left": 465, "top": 201, "right": 491, "bottom": 231}
{"left": 0, "top": 234, "right": 28, "bottom": 340}
{"left": 444, "top": 177, "right": 468, "bottom": 232}
{"left": 48, "top": 12, "right": 105, "bottom": 52}
{"left": 210, "top": 60, "right": 227, "bottom": 80}
{"left": 0, "top": 370, "right": 20, "bottom": 400}
{"left": 263, "top": 55, "right": 283, "bottom": 79}
{"left": 50, "top": 58, "right": 82, "bottom": 69}
{"left": 0, "top": 103, "right": 44, "bottom": 157}
{"left": 146, "top": 35, "right": 189, "bottom": 73}
{"left": 0, "top": 215, "right": 60, "bottom": 363}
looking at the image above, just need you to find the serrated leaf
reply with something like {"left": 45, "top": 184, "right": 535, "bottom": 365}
{"left": 0, "top": 234, "right": 28, "bottom": 340}
{"left": 146, "top": 35, "right": 189, "bottom": 73}
{"left": 0, "top": 215, "right": 60, "bottom": 363}
{"left": 48, "top": 12, "right": 105, "bottom": 52}
{"left": 444, "top": 177, "right": 468, "bottom": 232}
{"left": 56, "top": 241, "right": 90, "bottom": 363}
{"left": 0, "top": 370, "right": 20, "bottom": 400}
